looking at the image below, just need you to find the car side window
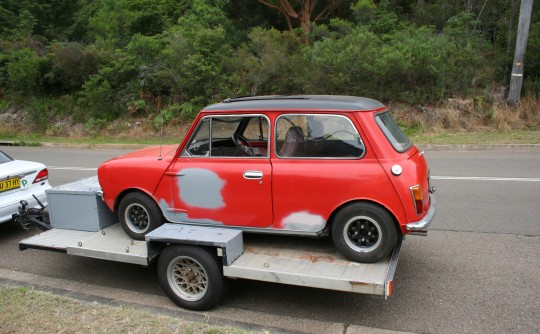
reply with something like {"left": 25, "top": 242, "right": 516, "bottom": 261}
{"left": 275, "top": 114, "right": 364, "bottom": 158}
{"left": 182, "top": 115, "right": 269, "bottom": 158}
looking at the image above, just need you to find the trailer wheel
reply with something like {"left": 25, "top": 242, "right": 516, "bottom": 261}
{"left": 118, "top": 192, "right": 162, "bottom": 240}
{"left": 331, "top": 203, "right": 397, "bottom": 263}
{"left": 158, "top": 245, "right": 223, "bottom": 311}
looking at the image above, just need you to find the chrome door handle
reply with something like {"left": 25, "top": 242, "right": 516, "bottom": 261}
{"left": 243, "top": 171, "right": 263, "bottom": 179}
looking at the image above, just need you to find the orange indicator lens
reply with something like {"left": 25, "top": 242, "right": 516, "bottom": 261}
{"left": 411, "top": 185, "right": 423, "bottom": 215}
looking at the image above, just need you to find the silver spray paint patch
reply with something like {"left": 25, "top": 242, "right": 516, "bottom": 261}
{"left": 178, "top": 168, "right": 225, "bottom": 209}
{"left": 282, "top": 211, "right": 325, "bottom": 232}
{"left": 159, "top": 199, "right": 177, "bottom": 222}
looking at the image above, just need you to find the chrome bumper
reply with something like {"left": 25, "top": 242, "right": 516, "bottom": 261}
{"left": 406, "top": 194, "right": 436, "bottom": 236}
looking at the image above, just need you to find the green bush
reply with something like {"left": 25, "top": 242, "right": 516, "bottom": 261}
{"left": 0, "top": 0, "right": 535, "bottom": 135}
{"left": 439, "top": 12, "right": 494, "bottom": 97}
{"left": 152, "top": 108, "right": 174, "bottom": 130}
{"left": 47, "top": 42, "right": 101, "bottom": 93}
{"left": 79, "top": 74, "right": 118, "bottom": 121}
{"left": 5, "top": 48, "right": 43, "bottom": 94}
{"left": 156, "top": 0, "right": 234, "bottom": 103}
{"left": 26, "top": 97, "right": 76, "bottom": 131}
{"left": 84, "top": 117, "right": 109, "bottom": 137}
{"left": 230, "top": 28, "right": 304, "bottom": 95}
{"left": 304, "top": 16, "right": 494, "bottom": 103}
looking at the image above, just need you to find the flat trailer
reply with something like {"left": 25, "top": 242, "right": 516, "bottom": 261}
{"left": 17, "top": 177, "right": 402, "bottom": 311}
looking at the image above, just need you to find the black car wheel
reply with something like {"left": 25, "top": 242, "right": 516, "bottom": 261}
{"left": 332, "top": 202, "right": 398, "bottom": 263}
{"left": 118, "top": 192, "right": 163, "bottom": 240}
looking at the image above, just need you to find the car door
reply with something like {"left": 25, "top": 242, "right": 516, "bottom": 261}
{"left": 162, "top": 115, "right": 273, "bottom": 228}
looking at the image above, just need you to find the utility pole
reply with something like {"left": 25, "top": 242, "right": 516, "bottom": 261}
{"left": 508, "top": 0, "right": 534, "bottom": 106}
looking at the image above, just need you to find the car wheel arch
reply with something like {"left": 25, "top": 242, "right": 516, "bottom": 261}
{"left": 327, "top": 199, "right": 402, "bottom": 237}
{"left": 114, "top": 188, "right": 159, "bottom": 215}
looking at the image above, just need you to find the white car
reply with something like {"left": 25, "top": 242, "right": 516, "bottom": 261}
{"left": 0, "top": 150, "right": 51, "bottom": 223}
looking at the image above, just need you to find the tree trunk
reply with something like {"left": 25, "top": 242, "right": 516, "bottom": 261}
{"left": 466, "top": 0, "right": 474, "bottom": 12}
{"left": 257, "top": 0, "right": 344, "bottom": 36}
{"left": 299, "top": 0, "right": 315, "bottom": 33}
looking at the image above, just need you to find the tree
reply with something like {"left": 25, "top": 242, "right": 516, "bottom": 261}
{"left": 5, "top": 48, "right": 42, "bottom": 94}
{"left": 256, "top": 0, "right": 349, "bottom": 34}
{"left": 231, "top": 28, "right": 304, "bottom": 95}
{"left": 0, "top": 0, "right": 80, "bottom": 40}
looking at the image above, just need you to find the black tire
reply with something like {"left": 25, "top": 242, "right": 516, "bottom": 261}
{"left": 331, "top": 202, "right": 398, "bottom": 263}
{"left": 158, "top": 245, "right": 223, "bottom": 311}
{"left": 118, "top": 192, "right": 163, "bottom": 240}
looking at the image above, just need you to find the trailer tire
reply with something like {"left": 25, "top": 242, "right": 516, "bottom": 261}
{"left": 158, "top": 245, "right": 223, "bottom": 311}
{"left": 331, "top": 203, "right": 397, "bottom": 263}
{"left": 118, "top": 192, "right": 162, "bottom": 240}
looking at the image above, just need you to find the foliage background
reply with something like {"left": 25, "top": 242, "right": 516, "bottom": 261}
{"left": 0, "top": 0, "right": 538, "bottom": 135}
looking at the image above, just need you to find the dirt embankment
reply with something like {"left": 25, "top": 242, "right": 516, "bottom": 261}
{"left": 1, "top": 97, "right": 539, "bottom": 140}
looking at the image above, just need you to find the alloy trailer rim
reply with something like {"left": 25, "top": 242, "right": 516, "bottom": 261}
{"left": 124, "top": 203, "right": 150, "bottom": 234}
{"left": 167, "top": 256, "right": 209, "bottom": 301}
{"left": 343, "top": 215, "right": 382, "bottom": 253}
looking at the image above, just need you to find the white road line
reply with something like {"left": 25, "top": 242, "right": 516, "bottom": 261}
{"left": 432, "top": 176, "right": 540, "bottom": 182}
{"left": 48, "top": 166, "right": 98, "bottom": 171}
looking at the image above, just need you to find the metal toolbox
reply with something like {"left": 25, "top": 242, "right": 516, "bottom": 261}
{"left": 46, "top": 176, "right": 116, "bottom": 231}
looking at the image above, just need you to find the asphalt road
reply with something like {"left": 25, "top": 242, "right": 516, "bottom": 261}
{"left": 0, "top": 146, "right": 538, "bottom": 334}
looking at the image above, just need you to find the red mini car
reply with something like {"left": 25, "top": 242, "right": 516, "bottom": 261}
{"left": 98, "top": 95, "right": 436, "bottom": 263}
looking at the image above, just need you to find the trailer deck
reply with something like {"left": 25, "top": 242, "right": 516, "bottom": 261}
{"left": 20, "top": 222, "right": 401, "bottom": 298}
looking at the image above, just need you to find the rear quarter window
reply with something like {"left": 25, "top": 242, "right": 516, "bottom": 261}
{"left": 375, "top": 112, "right": 412, "bottom": 153}
{"left": 275, "top": 114, "right": 365, "bottom": 158}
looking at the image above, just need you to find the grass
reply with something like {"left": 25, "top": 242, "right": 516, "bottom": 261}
{"left": 0, "top": 285, "right": 250, "bottom": 334}
{"left": 0, "top": 133, "right": 181, "bottom": 146}
{"left": 410, "top": 130, "right": 540, "bottom": 145}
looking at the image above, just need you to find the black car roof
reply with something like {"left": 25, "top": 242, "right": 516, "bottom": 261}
{"left": 202, "top": 95, "right": 385, "bottom": 112}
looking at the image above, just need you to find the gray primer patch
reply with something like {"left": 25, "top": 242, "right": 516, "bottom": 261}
{"left": 282, "top": 211, "right": 326, "bottom": 232}
{"left": 178, "top": 168, "right": 225, "bottom": 209}
{"left": 159, "top": 199, "right": 177, "bottom": 222}
{"left": 159, "top": 199, "right": 223, "bottom": 225}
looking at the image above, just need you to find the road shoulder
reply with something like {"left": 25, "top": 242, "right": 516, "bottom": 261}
{"left": 0, "top": 268, "right": 413, "bottom": 334}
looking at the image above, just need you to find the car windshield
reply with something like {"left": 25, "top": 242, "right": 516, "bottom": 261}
{"left": 0, "top": 151, "right": 13, "bottom": 164}
{"left": 375, "top": 112, "right": 412, "bottom": 152}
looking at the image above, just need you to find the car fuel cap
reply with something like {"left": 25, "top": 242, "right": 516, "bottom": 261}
{"left": 391, "top": 165, "right": 402, "bottom": 176}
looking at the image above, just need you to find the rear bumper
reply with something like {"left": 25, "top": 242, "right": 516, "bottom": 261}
{"left": 406, "top": 194, "right": 436, "bottom": 236}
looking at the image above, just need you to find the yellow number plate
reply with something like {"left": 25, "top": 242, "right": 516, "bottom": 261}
{"left": 0, "top": 178, "right": 21, "bottom": 192}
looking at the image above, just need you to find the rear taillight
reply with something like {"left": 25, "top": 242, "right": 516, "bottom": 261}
{"left": 410, "top": 185, "right": 424, "bottom": 215}
{"left": 33, "top": 168, "right": 49, "bottom": 183}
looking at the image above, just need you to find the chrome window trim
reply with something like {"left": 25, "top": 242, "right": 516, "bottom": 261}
{"left": 181, "top": 117, "right": 210, "bottom": 157}
{"left": 274, "top": 113, "right": 366, "bottom": 160}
